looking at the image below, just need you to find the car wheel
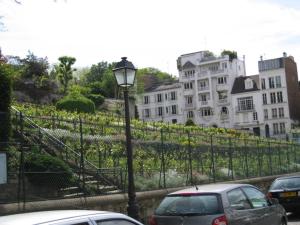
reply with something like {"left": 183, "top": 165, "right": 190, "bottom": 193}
{"left": 281, "top": 218, "right": 287, "bottom": 225}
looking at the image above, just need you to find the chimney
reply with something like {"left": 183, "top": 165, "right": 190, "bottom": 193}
{"left": 283, "top": 52, "right": 287, "bottom": 57}
{"left": 260, "top": 55, "right": 263, "bottom": 61}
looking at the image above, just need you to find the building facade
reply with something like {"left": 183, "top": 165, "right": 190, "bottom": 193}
{"left": 137, "top": 51, "right": 300, "bottom": 137}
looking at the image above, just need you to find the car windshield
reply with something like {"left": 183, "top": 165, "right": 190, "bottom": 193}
{"left": 155, "top": 194, "right": 222, "bottom": 216}
{"left": 270, "top": 177, "right": 300, "bottom": 189}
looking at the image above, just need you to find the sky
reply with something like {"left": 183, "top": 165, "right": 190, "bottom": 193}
{"left": 1, "top": 0, "right": 300, "bottom": 77}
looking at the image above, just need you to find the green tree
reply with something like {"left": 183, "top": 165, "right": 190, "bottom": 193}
{"left": 21, "top": 51, "right": 49, "bottom": 78}
{"left": 221, "top": 50, "right": 237, "bottom": 61}
{"left": 56, "top": 56, "right": 76, "bottom": 93}
{"left": 85, "top": 61, "right": 109, "bottom": 83}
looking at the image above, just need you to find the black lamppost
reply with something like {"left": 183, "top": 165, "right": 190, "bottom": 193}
{"left": 113, "top": 57, "right": 139, "bottom": 220}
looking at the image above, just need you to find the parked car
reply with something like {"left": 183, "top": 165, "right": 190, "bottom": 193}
{"left": 268, "top": 175, "right": 300, "bottom": 213}
{"left": 0, "top": 210, "right": 144, "bottom": 225}
{"left": 149, "top": 183, "right": 287, "bottom": 225}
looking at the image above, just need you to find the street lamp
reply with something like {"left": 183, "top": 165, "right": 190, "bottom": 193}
{"left": 113, "top": 57, "right": 139, "bottom": 220}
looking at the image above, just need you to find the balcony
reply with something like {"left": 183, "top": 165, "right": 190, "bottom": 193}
{"left": 217, "top": 98, "right": 229, "bottom": 105}
{"left": 198, "top": 100, "right": 213, "bottom": 107}
{"left": 220, "top": 113, "right": 229, "bottom": 120}
{"left": 185, "top": 103, "right": 195, "bottom": 109}
{"left": 235, "top": 104, "right": 255, "bottom": 113}
{"left": 198, "top": 86, "right": 210, "bottom": 92}
{"left": 216, "top": 83, "right": 230, "bottom": 91}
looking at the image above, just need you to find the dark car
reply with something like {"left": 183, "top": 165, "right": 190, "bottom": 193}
{"left": 268, "top": 175, "right": 300, "bottom": 213}
{"left": 149, "top": 183, "right": 287, "bottom": 225}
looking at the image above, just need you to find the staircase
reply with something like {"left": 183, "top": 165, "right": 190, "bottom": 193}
{"left": 11, "top": 107, "right": 124, "bottom": 198}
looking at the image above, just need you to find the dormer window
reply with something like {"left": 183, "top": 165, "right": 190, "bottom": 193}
{"left": 245, "top": 78, "right": 253, "bottom": 89}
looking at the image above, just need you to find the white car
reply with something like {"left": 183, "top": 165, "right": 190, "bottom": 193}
{"left": 0, "top": 210, "right": 144, "bottom": 225}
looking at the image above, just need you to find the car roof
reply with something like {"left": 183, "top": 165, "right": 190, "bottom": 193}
{"left": 168, "top": 183, "right": 253, "bottom": 195}
{"left": 275, "top": 175, "right": 300, "bottom": 180}
{"left": 0, "top": 210, "right": 129, "bottom": 225}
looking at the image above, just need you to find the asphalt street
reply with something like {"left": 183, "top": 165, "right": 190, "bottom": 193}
{"left": 288, "top": 212, "right": 300, "bottom": 225}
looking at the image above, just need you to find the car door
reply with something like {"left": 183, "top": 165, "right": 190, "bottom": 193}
{"left": 226, "top": 187, "right": 253, "bottom": 225}
{"left": 242, "top": 186, "right": 273, "bottom": 225}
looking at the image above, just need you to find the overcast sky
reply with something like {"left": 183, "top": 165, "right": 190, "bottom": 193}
{"left": 1, "top": 0, "right": 300, "bottom": 77}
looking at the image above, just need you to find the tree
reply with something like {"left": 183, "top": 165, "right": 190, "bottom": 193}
{"left": 56, "top": 56, "right": 76, "bottom": 93}
{"left": 221, "top": 50, "right": 237, "bottom": 61}
{"left": 21, "top": 51, "right": 49, "bottom": 78}
{"left": 85, "top": 61, "right": 109, "bottom": 83}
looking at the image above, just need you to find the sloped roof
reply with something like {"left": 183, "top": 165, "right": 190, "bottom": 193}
{"left": 182, "top": 61, "right": 195, "bottom": 69}
{"left": 231, "top": 75, "right": 260, "bottom": 94}
{"left": 145, "top": 81, "right": 181, "bottom": 93}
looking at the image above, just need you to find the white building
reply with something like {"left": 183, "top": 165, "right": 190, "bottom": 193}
{"left": 137, "top": 82, "right": 184, "bottom": 124}
{"left": 176, "top": 51, "right": 246, "bottom": 127}
{"left": 136, "top": 51, "right": 300, "bottom": 137}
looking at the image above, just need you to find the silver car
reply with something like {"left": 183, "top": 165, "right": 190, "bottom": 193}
{"left": 149, "top": 183, "right": 287, "bottom": 225}
{"left": 0, "top": 210, "right": 144, "bottom": 225}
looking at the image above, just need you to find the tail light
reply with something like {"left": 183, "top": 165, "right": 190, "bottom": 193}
{"left": 212, "top": 215, "right": 228, "bottom": 225}
{"left": 148, "top": 215, "right": 158, "bottom": 225}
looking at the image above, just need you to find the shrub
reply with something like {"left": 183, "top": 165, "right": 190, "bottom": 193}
{"left": 24, "top": 153, "right": 74, "bottom": 188}
{"left": 185, "top": 119, "right": 195, "bottom": 126}
{"left": 56, "top": 92, "right": 95, "bottom": 113}
{"left": 87, "top": 94, "right": 104, "bottom": 107}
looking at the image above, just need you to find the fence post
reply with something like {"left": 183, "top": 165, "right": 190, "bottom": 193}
{"left": 210, "top": 134, "right": 216, "bottom": 183}
{"left": 229, "top": 138, "right": 234, "bottom": 180}
{"left": 268, "top": 140, "right": 273, "bottom": 175}
{"left": 79, "top": 117, "right": 85, "bottom": 193}
{"left": 160, "top": 128, "right": 166, "bottom": 188}
{"left": 244, "top": 138, "right": 249, "bottom": 178}
{"left": 187, "top": 131, "right": 193, "bottom": 185}
{"left": 257, "top": 140, "right": 262, "bottom": 177}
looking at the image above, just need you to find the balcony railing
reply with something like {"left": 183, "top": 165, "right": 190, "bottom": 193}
{"left": 235, "top": 104, "right": 255, "bottom": 112}
{"left": 198, "top": 86, "right": 209, "bottom": 91}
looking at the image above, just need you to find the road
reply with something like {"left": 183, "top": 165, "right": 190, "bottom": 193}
{"left": 288, "top": 212, "right": 300, "bottom": 225}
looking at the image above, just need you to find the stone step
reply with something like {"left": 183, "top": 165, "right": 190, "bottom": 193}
{"left": 63, "top": 192, "right": 85, "bottom": 198}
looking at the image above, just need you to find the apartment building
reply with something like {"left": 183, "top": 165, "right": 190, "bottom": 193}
{"left": 137, "top": 82, "right": 184, "bottom": 123}
{"left": 137, "top": 51, "right": 300, "bottom": 137}
{"left": 176, "top": 51, "right": 246, "bottom": 127}
{"left": 258, "top": 53, "right": 300, "bottom": 137}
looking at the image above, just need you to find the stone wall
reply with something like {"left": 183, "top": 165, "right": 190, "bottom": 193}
{"left": 1, "top": 173, "right": 299, "bottom": 224}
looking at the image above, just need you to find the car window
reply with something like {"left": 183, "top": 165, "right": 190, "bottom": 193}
{"left": 242, "top": 187, "right": 268, "bottom": 208}
{"left": 70, "top": 223, "right": 89, "bottom": 225}
{"left": 155, "top": 194, "right": 221, "bottom": 215}
{"left": 227, "top": 188, "right": 251, "bottom": 210}
{"left": 270, "top": 177, "right": 300, "bottom": 189}
{"left": 96, "top": 219, "right": 138, "bottom": 225}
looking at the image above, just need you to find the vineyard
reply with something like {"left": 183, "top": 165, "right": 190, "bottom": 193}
{"left": 11, "top": 102, "right": 300, "bottom": 192}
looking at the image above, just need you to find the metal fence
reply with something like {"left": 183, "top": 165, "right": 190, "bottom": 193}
{"left": 1, "top": 109, "right": 300, "bottom": 206}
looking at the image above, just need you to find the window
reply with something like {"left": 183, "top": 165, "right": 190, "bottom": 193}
{"left": 157, "top": 94, "right": 162, "bottom": 102}
{"left": 269, "top": 77, "right": 275, "bottom": 89}
{"left": 261, "top": 78, "right": 266, "bottom": 89}
{"left": 245, "top": 79, "right": 253, "bottom": 89}
{"left": 279, "top": 107, "right": 284, "bottom": 118}
{"left": 144, "top": 109, "right": 150, "bottom": 118}
{"left": 187, "top": 96, "right": 193, "bottom": 104}
{"left": 237, "top": 97, "right": 254, "bottom": 111}
{"left": 199, "top": 94, "right": 207, "bottom": 102}
{"left": 166, "top": 107, "right": 169, "bottom": 114}
{"left": 184, "top": 70, "right": 195, "bottom": 78}
{"left": 277, "top": 92, "right": 283, "bottom": 103}
{"left": 97, "top": 219, "right": 137, "bottom": 225}
{"left": 201, "top": 108, "right": 213, "bottom": 117}
{"left": 275, "top": 76, "right": 281, "bottom": 88}
{"left": 270, "top": 93, "right": 276, "bottom": 104}
{"left": 253, "top": 112, "right": 258, "bottom": 121}
{"left": 242, "top": 187, "right": 268, "bottom": 208}
{"left": 262, "top": 93, "right": 267, "bottom": 105}
{"left": 187, "top": 111, "right": 194, "bottom": 118}
{"left": 272, "top": 108, "right": 277, "bottom": 118}
{"left": 157, "top": 107, "right": 163, "bottom": 116}
{"left": 184, "top": 82, "right": 193, "bottom": 89}
{"left": 165, "top": 93, "right": 168, "bottom": 100}
{"left": 221, "top": 107, "right": 228, "bottom": 115}
{"left": 264, "top": 109, "right": 268, "bottom": 119}
{"left": 280, "top": 123, "right": 286, "bottom": 134}
{"left": 198, "top": 80, "right": 208, "bottom": 90}
{"left": 209, "top": 64, "right": 219, "bottom": 71}
{"left": 218, "top": 77, "right": 227, "bottom": 84}
{"left": 144, "top": 96, "right": 149, "bottom": 104}
{"left": 170, "top": 91, "right": 176, "bottom": 100}
{"left": 227, "top": 188, "right": 251, "bottom": 210}
{"left": 273, "top": 123, "right": 279, "bottom": 135}
{"left": 171, "top": 105, "right": 177, "bottom": 114}
{"left": 222, "top": 62, "right": 227, "bottom": 69}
